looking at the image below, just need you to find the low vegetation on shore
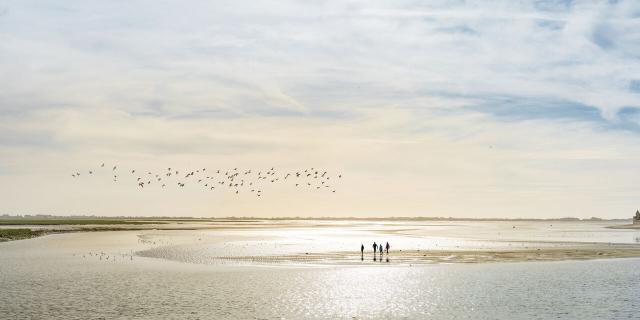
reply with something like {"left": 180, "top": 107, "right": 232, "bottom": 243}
{"left": 0, "top": 219, "right": 163, "bottom": 225}
{"left": 0, "top": 228, "right": 40, "bottom": 241}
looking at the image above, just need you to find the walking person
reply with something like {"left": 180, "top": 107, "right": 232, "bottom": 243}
{"left": 379, "top": 243, "right": 383, "bottom": 255}
{"left": 373, "top": 242, "right": 378, "bottom": 261}
{"left": 385, "top": 242, "right": 390, "bottom": 254}
{"left": 360, "top": 244, "right": 364, "bottom": 261}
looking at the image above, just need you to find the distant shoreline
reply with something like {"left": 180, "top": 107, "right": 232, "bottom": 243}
{"left": 0, "top": 225, "right": 202, "bottom": 242}
{"left": 0, "top": 215, "right": 632, "bottom": 222}
{"left": 0, "top": 217, "right": 633, "bottom": 243}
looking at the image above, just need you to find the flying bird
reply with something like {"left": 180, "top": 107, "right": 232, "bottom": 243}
{"left": 70, "top": 164, "right": 343, "bottom": 197}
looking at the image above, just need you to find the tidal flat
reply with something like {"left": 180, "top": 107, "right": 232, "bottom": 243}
{"left": 1, "top": 219, "right": 639, "bottom": 319}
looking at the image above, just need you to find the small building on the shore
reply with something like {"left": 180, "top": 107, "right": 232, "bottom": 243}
{"left": 634, "top": 210, "right": 640, "bottom": 225}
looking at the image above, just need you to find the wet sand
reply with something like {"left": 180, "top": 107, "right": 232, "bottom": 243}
{"left": 99, "top": 220, "right": 640, "bottom": 265}
{"left": 206, "top": 246, "right": 640, "bottom": 265}
{"left": 607, "top": 224, "right": 640, "bottom": 229}
{"left": 3, "top": 219, "right": 640, "bottom": 265}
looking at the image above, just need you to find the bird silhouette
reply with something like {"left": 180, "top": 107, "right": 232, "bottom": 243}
{"left": 70, "top": 165, "right": 343, "bottom": 198}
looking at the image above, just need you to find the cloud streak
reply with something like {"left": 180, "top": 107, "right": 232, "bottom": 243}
{"left": 1, "top": 0, "right": 639, "bottom": 218}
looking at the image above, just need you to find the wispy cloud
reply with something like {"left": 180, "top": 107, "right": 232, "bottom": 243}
{"left": 1, "top": 0, "right": 640, "bottom": 218}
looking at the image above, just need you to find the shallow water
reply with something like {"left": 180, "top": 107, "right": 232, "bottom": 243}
{"left": 132, "top": 220, "right": 640, "bottom": 265}
{"left": 1, "top": 221, "right": 639, "bottom": 319}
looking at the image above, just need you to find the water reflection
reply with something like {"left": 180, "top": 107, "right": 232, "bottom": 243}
{"left": 1, "top": 228, "right": 640, "bottom": 319}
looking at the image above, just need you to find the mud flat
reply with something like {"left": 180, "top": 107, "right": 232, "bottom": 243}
{"left": 150, "top": 246, "right": 640, "bottom": 266}
{"left": 607, "top": 224, "right": 640, "bottom": 229}
{"left": 3, "top": 220, "right": 640, "bottom": 319}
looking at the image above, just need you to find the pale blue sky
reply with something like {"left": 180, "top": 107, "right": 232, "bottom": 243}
{"left": 1, "top": 0, "right": 639, "bottom": 218}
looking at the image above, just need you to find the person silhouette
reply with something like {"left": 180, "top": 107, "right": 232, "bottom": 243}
{"left": 373, "top": 242, "right": 378, "bottom": 261}
{"left": 385, "top": 242, "right": 390, "bottom": 254}
{"left": 379, "top": 243, "right": 383, "bottom": 255}
{"left": 360, "top": 244, "right": 364, "bottom": 261}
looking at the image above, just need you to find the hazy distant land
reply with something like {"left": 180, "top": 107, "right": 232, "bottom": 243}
{"left": 0, "top": 214, "right": 633, "bottom": 222}
{"left": 1, "top": 214, "right": 637, "bottom": 241}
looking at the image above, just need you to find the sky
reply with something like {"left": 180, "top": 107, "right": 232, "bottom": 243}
{"left": 1, "top": 0, "right": 640, "bottom": 218}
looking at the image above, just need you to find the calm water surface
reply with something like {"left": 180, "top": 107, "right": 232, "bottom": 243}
{"left": 1, "top": 222, "right": 639, "bottom": 319}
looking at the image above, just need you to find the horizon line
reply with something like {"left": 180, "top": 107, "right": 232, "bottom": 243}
{"left": 0, "top": 214, "right": 633, "bottom": 222}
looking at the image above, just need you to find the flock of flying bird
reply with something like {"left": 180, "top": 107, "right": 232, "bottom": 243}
{"left": 71, "top": 163, "right": 342, "bottom": 197}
